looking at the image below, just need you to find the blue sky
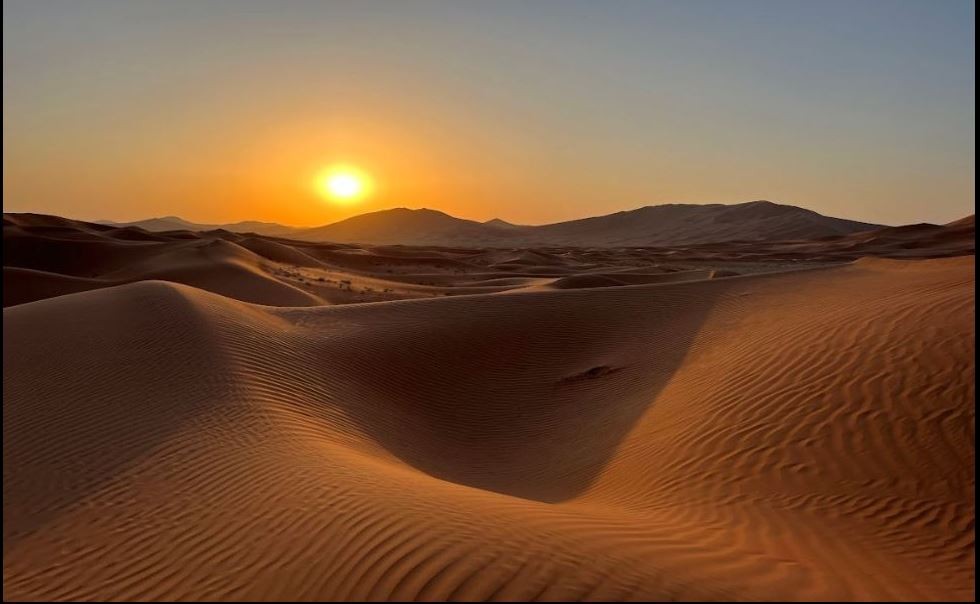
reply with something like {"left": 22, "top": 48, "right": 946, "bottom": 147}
{"left": 3, "top": 0, "right": 974, "bottom": 225}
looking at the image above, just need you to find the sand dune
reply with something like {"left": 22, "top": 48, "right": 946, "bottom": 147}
{"left": 5, "top": 212, "right": 972, "bottom": 310}
{"left": 97, "top": 215, "right": 298, "bottom": 237}
{"left": 3, "top": 267, "right": 107, "bottom": 307}
{"left": 280, "top": 201, "right": 884, "bottom": 247}
{"left": 3, "top": 213, "right": 975, "bottom": 601}
{"left": 103, "top": 201, "right": 882, "bottom": 248}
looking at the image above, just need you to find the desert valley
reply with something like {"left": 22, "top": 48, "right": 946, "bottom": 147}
{"left": 4, "top": 1, "right": 974, "bottom": 600}
{"left": 3, "top": 202, "right": 975, "bottom": 600}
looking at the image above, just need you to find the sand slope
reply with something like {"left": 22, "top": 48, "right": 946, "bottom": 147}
{"left": 3, "top": 254, "right": 974, "bottom": 601}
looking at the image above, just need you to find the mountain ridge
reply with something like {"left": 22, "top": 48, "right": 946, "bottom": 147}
{"left": 95, "top": 200, "right": 884, "bottom": 247}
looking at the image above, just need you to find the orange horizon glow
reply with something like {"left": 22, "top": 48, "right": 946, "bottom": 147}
{"left": 3, "top": 2, "right": 974, "bottom": 229}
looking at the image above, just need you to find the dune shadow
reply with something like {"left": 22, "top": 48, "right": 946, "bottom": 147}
{"left": 281, "top": 279, "right": 731, "bottom": 503}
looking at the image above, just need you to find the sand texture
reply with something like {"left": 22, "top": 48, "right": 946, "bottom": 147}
{"left": 3, "top": 213, "right": 975, "bottom": 601}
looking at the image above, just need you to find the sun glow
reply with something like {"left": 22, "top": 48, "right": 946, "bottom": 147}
{"left": 316, "top": 165, "right": 373, "bottom": 203}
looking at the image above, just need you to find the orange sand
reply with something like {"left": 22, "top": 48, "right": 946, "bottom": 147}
{"left": 3, "top": 213, "right": 974, "bottom": 601}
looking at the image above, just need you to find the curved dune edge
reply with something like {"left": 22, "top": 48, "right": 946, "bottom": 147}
{"left": 3, "top": 256, "right": 975, "bottom": 601}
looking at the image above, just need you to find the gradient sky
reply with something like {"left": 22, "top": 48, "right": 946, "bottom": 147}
{"left": 3, "top": 0, "right": 975, "bottom": 226}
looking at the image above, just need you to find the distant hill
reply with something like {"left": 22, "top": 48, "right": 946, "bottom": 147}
{"left": 288, "top": 200, "right": 880, "bottom": 247}
{"left": 816, "top": 214, "right": 975, "bottom": 258}
{"left": 520, "top": 201, "right": 880, "bottom": 247}
{"left": 5, "top": 210, "right": 971, "bottom": 271}
{"left": 483, "top": 218, "right": 524, "bottom": 230}
{"left": 291, "top": 208, "right": 523, "bottom": 246}
{"left": 946, "top": 214, "right": 975, "bottom": 229}
{"left": 97, "top": 216, "right": 297, "bottom": 237}
{"left": 97, "top": 201, "right": 882, "bottom": 247}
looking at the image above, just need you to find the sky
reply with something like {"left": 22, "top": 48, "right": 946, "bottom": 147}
{"left": 3, "top": 0, "right": 975, "bottom": 227}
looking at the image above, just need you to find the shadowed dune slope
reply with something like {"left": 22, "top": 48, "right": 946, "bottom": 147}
{"left": 3, "top": 256, "right": 973, "bottom": 601}
{"left": 2, "top": 267, "right": 107, "bottom": 307}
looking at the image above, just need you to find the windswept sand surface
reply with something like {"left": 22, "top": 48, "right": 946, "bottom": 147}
{"left": 3, "top": 214, "right": 975, "bottom": 601}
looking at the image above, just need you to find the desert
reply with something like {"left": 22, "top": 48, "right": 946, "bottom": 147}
{"left": 3, "top": 206, "right": 974, "bottom": 601}
{"left": 5, "top": 0, "right": 974, "bottom": 600}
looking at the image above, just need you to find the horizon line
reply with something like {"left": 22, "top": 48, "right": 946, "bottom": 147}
{"left": 44, "top": 198, "right": 910, "bottom": 230}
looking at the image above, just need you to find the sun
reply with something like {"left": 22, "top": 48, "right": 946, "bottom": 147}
{"left": 316, "top": 165, "right": 372, "bottom": 203}
{"left": 328, "top": 174, "right": 361, "bottom": 198}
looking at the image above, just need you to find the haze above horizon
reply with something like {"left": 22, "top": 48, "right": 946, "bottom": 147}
{"left": 3, "top": 0, "right": 975, "bottom": 227}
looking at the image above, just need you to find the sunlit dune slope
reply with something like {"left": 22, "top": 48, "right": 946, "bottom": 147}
{"left": 3, "top": 256, "right": 973, "bottom": 601}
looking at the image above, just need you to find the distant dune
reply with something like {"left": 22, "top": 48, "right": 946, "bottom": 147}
{"left": 294, "top": 207, "right": 524, "bottom": 247}
{"left": 3, "top": 211, "right": 971, "bottom": 308}
{"left": 3, "top": 211, "right": 975, "bottom": 601}
{"left": 292, "top": 200, "right": 883, "bottom": 246}
{"left": 97, "top": 215, "right": 299, "bottom": 237}
{"left": 520, "top": 200, "right": 881, "bottom": 247}
{"left": 101, "top": 200, "right": 884, "bottom": 247}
